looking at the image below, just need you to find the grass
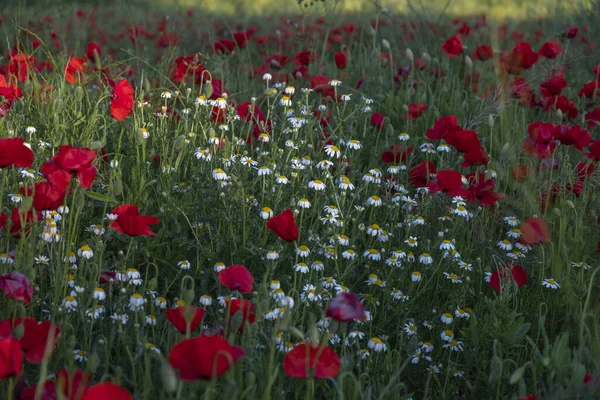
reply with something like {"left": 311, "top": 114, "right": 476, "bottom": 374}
{"left": 0, "top": 0, "right": 599, "bottom": 399}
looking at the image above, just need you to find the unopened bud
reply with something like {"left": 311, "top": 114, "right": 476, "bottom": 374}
{"left": 382, "top": 39, "right": 390, "bottom": 50}
{"left": 464, "top": 55, "right": 473, "bottom": 71}
{"left": 406, "top": 48, "right": 414, "bottom": 61}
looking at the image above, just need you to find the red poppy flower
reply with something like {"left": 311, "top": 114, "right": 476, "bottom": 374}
{"left": 20, "top": 182, "right": 68, "bottom": 211}
{"left": 461, "top": 145, "right": 488, "bottom": 167}
{"left": 86, "top": 42, "right": 102, "bottom": 61}
{"left": 0, "top": 272, "right": 33, "bottom": 305}
{"left": 426, "top": 115, "right": 461, "bottom": 141}
{"left": 576, "top": 162, "right": 595, "bottom": 179}
{"left": 0, "top": 338, "right": 22, "bottom": 379}
{"left": 370, "top": 112, "right": 385, "bottom": 130}
{"left": 427, "top": 170, "right": 468, "bottom": 197}
{"left": 554, "top": 124, "right": 590, "bottom": 150}
{"left": 334, "top": 52, "right": 347, "bottom": 70}
{"left": 409, "top": 161, "right": 436, "bottom": 187}
{"left": 165, "top": 306, "right": 205, "bottom": 334}
{"left": 65, "top": 57, "right": 86, "bottom": 84}
{"left": 172, "top": 55, "right": 206, "bottom": 83}
{"left": 213, "top": 39, "right": 236, "bottom": 55}
{"left": 0, "top": 138, "right": 34, "bottom": 168}
{"left": 404, "top": 103, "right": 427, "bottom": 120}
{"left": 521, "top": 122, "right": 557, "bottom": 158}
{"left": 521, "top": 218, "right": 551, "bottom": 244}
{"left": 585, "top": 107, "right": 600, "bottom": 128}
{"left": 218, "top": 265, "right": 254, "bottom": 293}
{"left": 41, "top": 145, "right": 97, "bottom": 190}
{"left": 294, "top": 51, "right": 315, "bottom": 67}
{"left": 512, "top": 165, "right": 533, "bottom": 182}
{"left": 501, "top": 41, "right": 539, "bottom": 74}
{"left": 168, "top": 336, "right": 244, "bottom": 380}
{"left": 325, "top": 292, "right": 366, "bottom": 322}
{"left": 562, "top": 27, "right": 578, "bottom": 39}
{"left": 0, "top": 207, "right": 42, "bottom": 237}
{"left": 466, "top": 173, "right": 504, "bottom": 206}
{"left": 20, "top": 368, "right": 91, "bottom": 400}
{"left": 81, "top": 383, "right": 132, "bottom": 400}
{"left": 517, "top": 396, "right": 538, "bottom": 400}
{"left": 538, "top": 40, "right": 563, "bottom": 59}
{"left": 490, "top": 264, "right": 528, "bottom": 292}
{"left": 283, "top": 344, "right": 340, "bottom": 379}
{"left": 441, "top": 35, "right": 463, "bottom": 57}
{"left": 8, "top": 53, "right": 35, "bottom": 83}
{"left": 381, "top": 145, "right": 412, "bottom": 163}
{"left": 579, "top": 80, "right": 600, "bottom": 98}
{"left": 540, "top": 73, "right": 567, "bottom": 97}
{"left": 266, "top": 209, "right": 298, "bottom": 242}
{"left": 233, "top": 32, "right": 249, "bottom": 48}
{"left": 0, "top": 317, "right": 60, "bottom": 364}
{"left": 446, "top": 129, "right": 481, "bottom": 153}
{"left": 472, "top": 44, "right": 493, "bottom": 61}
{"left": 585, "top": 140, "right": 600, "bottom": 160}
{"left": 110, "top": 79, "right": 134, "bottom": 121}
{"left": 108, "top": 204, "right": 159, "bottom": 237}
{"left": 226, "top": 298, "right": 256, "bottom": 331}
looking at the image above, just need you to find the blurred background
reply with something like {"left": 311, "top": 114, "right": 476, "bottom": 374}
{"left": 9, "top": 0, "right": 597, "bottom": 19}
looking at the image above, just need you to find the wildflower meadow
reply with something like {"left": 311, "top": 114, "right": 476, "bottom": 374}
{"left": 0, "top": 0, "right": 600, "bottom": 398}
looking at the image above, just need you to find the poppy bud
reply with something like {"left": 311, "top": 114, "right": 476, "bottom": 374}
{"left": 264, "top": 88, "right": 277, "bottom": 97}
{"left": 75, "top": 194, "right": 84, "bottom": 209}
{"left": 464, "top": 55, "right": 472, "bottom": 71}
{"left": 556, "top": 109, "right": 563, "bottom": 120}
{"left": 88, "top": 352, "right": 100, "bottom": 373}
{"left": 111, "top": 179, "right": 123, "bottom": 196}
{"left": 309, "top": 324, "right": 319, "bottom": 347}
{"left": 174, "top": 135, "right": 187, "bottom": 150}
{"left": 12, "top": 323, "right": 24, "bottom": 340}
{"left": 160, "top": 362, "right": 178, "bottom": 393}
{"left": 382, "top": 39, "right": 390, "bottom": 50}
{"left": 566, "top": 200, "right": 575, "bottom": 209}
{"left": 204, "top": 81, "right": 213, "bottom": 98}
{"left": 422, "top": 52, "right": 431, "bottom": 63}
{"left": 406, "top": 48, "right": 414, "bottom": 61}
{"left": 287, "top": 326, "right": 304, "bottom": 340}
{"left": 488, "top": 115, "right": 495, "bottom": 129}
{"left": 553, "top": 208, "right": 561, "bottom": 216}
{"left": 75, "top": 86, "right": 85, "bottom": 101}
{"left": 54, "top": 98, "right": 64, "bottom": 112}
{"left": 147, "top": 277, "right": 158, "bottom": 291}
{"left": 144, "top": 78, "right": 151, "bottom": 93}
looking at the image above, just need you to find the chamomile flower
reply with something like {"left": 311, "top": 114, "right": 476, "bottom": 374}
{"left": 571, "top": 261, "right": 591, "bottom": 270}
{"left": 324, "top": 144, "right": 341, "bottom": 158}
{"left": 297, "top": 198, "right": 311, "bottom": 208}
{"left": 444, "top": 272, "right": 462, "bottom": 284}
{"left": 276, "top": 175, "right": 289, "bottom": 184}
{"left": 366, "top": 195, "right": 383, "bottom": 207}
{"left": 129, "top": 293, "right": 146, "bottom": 311}
{"left": 308, "top": 180, "right": 326, "bottom": 190}
{"left": 342, "top": 249, "right": 357, "bottom": 260}
{"left": 363, "top": 249, "right": 381, "bottom": 261}
{"left": 440, "top": 329, "right": 454, "bottom": 341}
{"left": 443, "top": 339, "right": 464, "bottom": 352}
{"left": 367, "top": 337, "right": 387, "bottom": 352}
{"left": 411, "top": 271, "right": 422, "bottom": 282}
{"left": 266, "top": 250, "right": 280, "bottom": 260}
{"left": 62, "top": 296, "right": 78, "bottom": 311}
{"left": 404, "top": 322, "right": 417, "bottom": 336}
{"left": 455, "top": 307, "right": 470, "bottom": 319}
{"left": 213, "top": 262, "right": 226, "bottom": 272}
{"left": 260, "top": 207, "right": 274, "bottom": 220}
{"left": 93, "top": 287, "right": 106, "bottom": 301}
{"left": 542, "top": 278, "right": 561, "bottom": 289}
{"left": 440, "top": 313, "right": 453, "bottom": 324}
{"left": 177, "top": 260, "right": 191, "bottom": 270}
{"left": 74, "top": 349, "right": 87, "bottom": 362}
{"left": 398, "top": 132, "right": 410, "bottom": 141}
{"left": 297, "top": 245, "right": 310, "bottom": 257}
{"left": 498, "top": 240, "right": 513, "bottom": 251}
{"left": 439, "top": 240, "right": 455, "bottom": 250}
{"left": 329, "top": 79, "right": 342, "bottom": 86}
{"left": 507, "top": 229, "right": 521, "bottom": 239}
{"left": 504, "top": 216, "right": 520, "bottom": 227}
{"left": 419, "top": 253, "right": 433, "bottom": 265}
{"left": 78, "top": 245, "right": 93, "bottom": 259}
{"left": 345, "top": 139, "right": 362, "bottom": 150}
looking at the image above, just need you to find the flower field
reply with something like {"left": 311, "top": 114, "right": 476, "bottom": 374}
{"left": 0, "top": 1, "right": 600, "bottom": 399}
